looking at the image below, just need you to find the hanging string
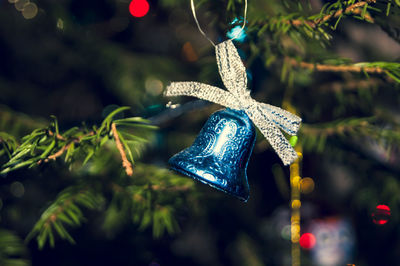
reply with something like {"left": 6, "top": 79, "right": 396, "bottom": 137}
{"left": 190, "top": 0, "right": 248, "bottom": 47}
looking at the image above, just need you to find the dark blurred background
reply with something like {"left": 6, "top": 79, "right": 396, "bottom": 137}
{"left": 1, "top": 0, "right": 400, "bottom": 265}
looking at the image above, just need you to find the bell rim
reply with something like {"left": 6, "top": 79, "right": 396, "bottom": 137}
{"left": 170, "top": 164, "right": 249, "bottom": 202}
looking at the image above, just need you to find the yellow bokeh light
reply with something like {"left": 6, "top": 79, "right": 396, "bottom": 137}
{"left": 145, "top": 78, "right": 163, "bottom": 96}
{"left": 14, "top": 0, "right": 29, "bottom": 11}
{"left": 8, "top": 0, "right": 18, "bottom": 3}
{"left": 300, "top": 177, "right": 315, "bottom": 194}
{"left": 291, "top": 224, "right": 300, "bottom": 243}
{"left": 291, "top": 175, "right": 301, "bottom": 187}
{"left": 291, "top": 224, "right": 300, "bottom": 234}
{"left": 22, "top": 2, "right": 38, "bottom": 19}
{"left": 57, "top": 18, "right": 64, "bottom": 30}
{"left": 292, "top": 199, "right": 301, "bottom": 209}
{"left": 290, "top": 164, "right": 299, "bottom": 172}
{"left": 10, "top": 181, "right": 25, "bottom": 198}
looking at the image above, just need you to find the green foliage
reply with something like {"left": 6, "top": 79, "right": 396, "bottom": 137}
{"left": 0, "top": 106, "right": 194, "bottom": 249}
{"left": 13, "top": 141, "right": 196, "bottom": 249}
{"left": 300, "top": 116, "right": 400, "bottom": 153}
{"left": 0, "top": 105, "right": 47, "bottom": 138}
{"left": 21, "top": 159, "right": 196, "bottom": 249}
{"left": 0, "top": 107, "right": 156, "bottom": 175}
{"left": 31, "top": 163, "right": 193, "bottom": 248}
{"left": 0, "top": 132, "right": 18, "bottom": 160}
{"left": 355, "top": 62, "right": 400, "bottom": 82}
{"left": 252, "top": 0, "right": 379, "bottom": 45}
{"left": 26, "top": 187, "right": 104, "bottom": 249}
{"left": 103, "top": 163, "right": 195, "bottom": 238}
{"left": 0, "top": 230, "right": 30, "bottom": 266}
{"left": 248, "top": 0, "right": 400, "bottom": 87}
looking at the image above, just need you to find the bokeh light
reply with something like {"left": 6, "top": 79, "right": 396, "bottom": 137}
{"left": 291, "top": 175, "right": 301, "bottom": 187}
{"left": 227, "top": 17, "right": 248, "bottom": 43}
{"left": 291, "top": 199, "right": 301, "bottom": 209}
{"left": 145, "top": 78, "right": 164, "bottom": 96}
{"left": 281, "top": 224, "right": 291, "bottom": 240}
{"left": 291, "top": 224, "right": 300, "bottom": 243}
{"left": 226, "top": 25, "right": 247, "bottom": 42}
{"left": 372, "top": 204, "right": 391, "bottom": 225}
{"left": 57, "top": 18, "right": 64, "bottom": 30}
{"left": 299, "top": 233, "right": 316, "bottom": 249}
{"left": 14, "top": 0, "right": 29, "bottom": 11}
{"left": 22, "top": 2, "right": 38, "bottom": 19}
{"left": 300, "top": 177, "right": 315, "bottom": 194}
{"left": 182, "top": 42, "right": 198, "bottom": 62}
{"left": 310, "top": 218, "right": 355, "bottom": 265}
{"left": 166, "top": 101, "right": 180, "bottom": 109}
{"left": 129, "top": 0, "right": 149, "bottom": 18}
{"left": 10, "top": 181, "right": 25, "bottom": 198}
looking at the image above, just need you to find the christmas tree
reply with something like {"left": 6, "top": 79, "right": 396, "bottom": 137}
{"left": 0, "top": 0, "right": 399, "bottom": 265}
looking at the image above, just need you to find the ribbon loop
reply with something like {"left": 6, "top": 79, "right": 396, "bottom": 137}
{"left": 165, "top": 40, "right": 301, "bottom": 166}
{"left": 215, "top": 40, "right": 249, "bottom": 97}
{"left": 164, "top": 82, "right": 240, "bottom": 109}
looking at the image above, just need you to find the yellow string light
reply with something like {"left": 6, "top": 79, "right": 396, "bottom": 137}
{"left": 290, "top": 147, "right": 302, "bottom": 266}
{"left": 282, "top": 101, "right": 303, "bottom": 266}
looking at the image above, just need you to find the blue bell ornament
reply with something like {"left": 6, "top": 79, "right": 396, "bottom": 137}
{"left": 169, "top": 108, "right": 256, "bottom": 202}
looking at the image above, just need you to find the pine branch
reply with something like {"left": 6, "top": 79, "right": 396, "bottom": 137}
{"left": 253, "top": 0, "right": 383, "bottom": 45}
{"left": 291, "top": 0, "right": 376, "bottom": 27}
{"left": 0, "top": 230, "right": 30, "bottom": 266}
{"left": 0, "top": 105, "right": 47, "bottom": 137}
{"left": 24, "top": 158, "right": 196, "bottom": 248}
{"left": 300, "top": 116, "right": 400, "bottom": 152}
{"left": 287, "top": 58, "right": 400, "bottom": 82}
{"left": 301, "top": 117, "right": 375, "bottom": 136}
{"left": 288, "top": 58, "right": 384, "bottom": 73}
{"left": 0, "top": 132, "right": 18, "bottom": 159}
{"left": 103, "top": 163, "right": 196, "bottom": 238}
{"left": 318, "top": 78, "right": 382, "bottom": 92}
{"left": 26, "top": 187, "right": 104, "bottom": 249}
{"left": 0, "top": 107, "right": 157, "bottom": 175}
{"left": 111, "top": 123, "right": 133, "bottom": 176}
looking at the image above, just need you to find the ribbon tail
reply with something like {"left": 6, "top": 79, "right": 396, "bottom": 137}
{"left": 165, "top": 82, "right": 238, "bottom": 108}
{"left": 249, "top": 111, "right": 298, "bottom": 165}
{"left": 258, "top": 103, "right": 301, "bottom": 136}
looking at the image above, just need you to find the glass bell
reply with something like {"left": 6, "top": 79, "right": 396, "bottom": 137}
{"left": 169, "top": 108, "right": 256, "bottom": 202}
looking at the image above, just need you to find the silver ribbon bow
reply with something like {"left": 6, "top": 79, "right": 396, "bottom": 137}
{"left": 164, "top": 40, "right": 301, "bottom": 165}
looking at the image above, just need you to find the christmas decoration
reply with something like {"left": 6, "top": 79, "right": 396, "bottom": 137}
{"left": 227, "top": 17, "right": 248, "bottom": 43}
{"left": 168, "top": 108, "right": 255, "bottom": 201}
{"left": 165, "top": 40, "right": 301, "bottom": 200}
{"left": 129, "top": 0, "right": 149, "bottom": 18}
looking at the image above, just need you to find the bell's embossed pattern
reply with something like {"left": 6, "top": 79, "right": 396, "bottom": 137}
{"left": 169, "top": 108, "right": 255, "bottom": 202}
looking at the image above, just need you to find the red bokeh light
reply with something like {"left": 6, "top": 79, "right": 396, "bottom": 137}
{"left": 372, "top": 204, "right": 391, "bottom": 225}
{"left": 129, "top": 0, "right": 149, "bottom": 18}
{"left": 299, "top": 233, "right": 316, "bottom": 250}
